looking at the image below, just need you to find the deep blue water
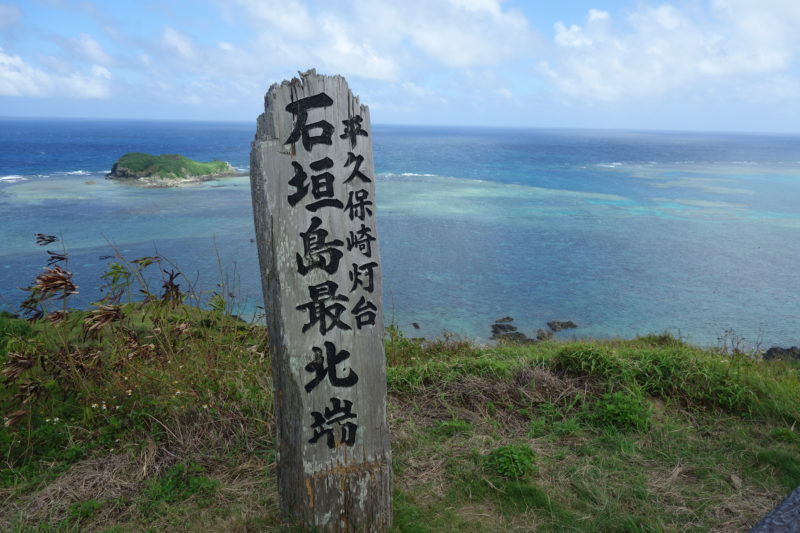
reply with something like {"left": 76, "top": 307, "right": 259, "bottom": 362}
{"left": 1, "top": 118, "right": 799, "bottom": 348}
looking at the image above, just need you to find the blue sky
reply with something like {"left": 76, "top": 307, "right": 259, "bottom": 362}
{"left": 1, "top": 0, "right": 800, "bottom": 132}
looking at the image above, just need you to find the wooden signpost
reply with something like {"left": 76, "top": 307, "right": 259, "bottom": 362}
{"left": 250, "top": 69, "right": 392, "bottom": 531}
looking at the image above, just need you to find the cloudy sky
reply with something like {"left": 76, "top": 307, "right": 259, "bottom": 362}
{"left": 1, "top": 0, "right": 800, "bottom": 132}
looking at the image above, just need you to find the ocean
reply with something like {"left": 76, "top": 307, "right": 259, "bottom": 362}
{"left": 1, "top": 118, "right": 799, "bottom": 348}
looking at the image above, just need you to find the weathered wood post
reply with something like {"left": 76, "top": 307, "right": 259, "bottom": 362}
{"left": 250, "top": 69, "right": 392, "bottom": 531}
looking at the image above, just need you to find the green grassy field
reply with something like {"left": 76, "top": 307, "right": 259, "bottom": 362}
{"left": 2, "top": 252, "right": 799, "bottom": 532}
{"left": 108, "top": 152, "right": 233, "bottom": 180}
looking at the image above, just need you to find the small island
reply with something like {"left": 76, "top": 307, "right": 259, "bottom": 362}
{"left": 106, "top": 152, "right": 241, "bottom": 186}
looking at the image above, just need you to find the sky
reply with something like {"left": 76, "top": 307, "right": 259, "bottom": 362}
{"left": 1, "top": 0, "right": 800, "bottom": 132}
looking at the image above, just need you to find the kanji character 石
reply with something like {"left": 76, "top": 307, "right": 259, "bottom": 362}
{"left": 284, "top": 93, "right": 334, "bottom": 152}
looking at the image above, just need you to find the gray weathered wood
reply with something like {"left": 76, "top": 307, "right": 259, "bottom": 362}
{"left": 250, "top": 69, "right": 391, "bottom": 532}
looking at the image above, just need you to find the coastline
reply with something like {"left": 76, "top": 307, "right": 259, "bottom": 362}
{"left": 105, "top": 170, "right": 248, "bottom": 188}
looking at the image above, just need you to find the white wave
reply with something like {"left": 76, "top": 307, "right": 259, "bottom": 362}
{"left": 64, "top": 170, "right": 91, "bottom": 175}
{"left": 0, "top": 175, "right": 28, "bottom": 182}
{"left": 596, "top": 162, "right": 623, "bottom": 168}
{"left": 378, "top": 172, "right": 440, "bottom": 179}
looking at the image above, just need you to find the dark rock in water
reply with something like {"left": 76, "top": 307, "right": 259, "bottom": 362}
{"left": 491, "top": 323, "right": 517, "bottom": 335}
{"left": 489, "top": 318, "right": 538, "bottom": 344}
{"left": 764, "top": 346, "right": 800, "bottom": 361}
{"left": 412, "top": 322, "right": 420, "bottom": 329}
{"left": 495, "top": 331, "right": 536, "bottom": 345}
{"left": 536, "top": 329, "right": 553, "bottom": 341}
{"left": 547, "top": 320, "right": 578, "bottom": 332}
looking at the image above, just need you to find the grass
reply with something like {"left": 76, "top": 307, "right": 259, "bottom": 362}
{"left": 2, "top": 246, "right": 799, "bottom": 531}
{"left": 110, "top": 152, "right": 233, "bottom": 180}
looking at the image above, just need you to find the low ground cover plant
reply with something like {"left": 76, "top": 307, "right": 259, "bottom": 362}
{"left": 1, "top": 238, "right": 799, "bottom": 531}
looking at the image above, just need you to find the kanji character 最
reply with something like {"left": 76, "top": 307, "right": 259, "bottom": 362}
{"left": 295, "top": 280, "right": 351, "bottom": 335}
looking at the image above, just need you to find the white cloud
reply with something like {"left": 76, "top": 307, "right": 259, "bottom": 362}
{"left": 0, "top": 48, "right": 112, "bottom": 98}
{"left": 541, "top": 2, "right": 800, "bottom": 102}
{"left": 401, "top": 81, "right": 432, "bottom": 97}
{"left": 233, "top": 0, "right": 314, "bottom": 38}
{"left": 73, "top": 33, "right": 113, "bottom": 65}
{"left": 314, "top": 13, "right": 400, "bottom": 80}
{"left": 162, "top": 27, "right": 195, "bottom": 59}
{"left": 554, "top": 9, "right": 609, "bottom": 48}
{"left": 401, "top": 0, "right": 532, "bottom": 68}
{"left": 232, "top": 0, "right": 534, "bottom": 80}
{"left": 90, "top": 64, "right": 111, "bottom": 79}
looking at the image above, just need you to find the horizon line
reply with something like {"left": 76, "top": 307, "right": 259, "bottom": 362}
{"left": 0, "top": 115, "right": 799, "bottom": 137}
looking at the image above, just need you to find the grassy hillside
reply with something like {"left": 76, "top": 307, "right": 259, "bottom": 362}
{"left": 108, "top": 152, "right": 234, "bottom": 180}
{"left": 1, "top": 251, "right": 799, "bottom": 532}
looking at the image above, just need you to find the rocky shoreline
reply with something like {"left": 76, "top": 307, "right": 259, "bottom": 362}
{"left": 106, "top": 170, "right": 247, "bottom": 188}
{"left": 405, "top": 316, "right": 800, "bottom": 358}
{"left": 490, "top": 317, "right": 579, "bottom": 344}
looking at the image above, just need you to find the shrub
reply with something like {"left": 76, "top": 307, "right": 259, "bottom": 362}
{"left": 629, "top": 348, "right": 755, "bottom": 413}
{"left": 484, "top": 444, "right": 536, "bottom": 479}
{"left": 0, "top": 312, "right": 33, "bottom": 350}
{"left": 114, "top": 152, "right": 230, "bottom": 179}
{"left": 586, "top": 390, "right": 652, "bottom": 432}
{"left": 432, "top": 419, "right": 473, "bottom": 438}
{"left": 770, "top": 428, "right": 800, "bottom": 446}
{"left": 68, "top": 499, "right": 105, "bottom": 524}
{"left": 552, "top": 344, "right": 631, "bottom": 383}
{"left": 636, "top": 332, "right": 686, "bottom": 348}
{"left": 552, "top": 417, "right": 583, "bottom": 437}
{"left": 755, "top": 449, "right": 800, "bottom": 491}
{"left": 140, "top": 462, "right": 220, "bottom": 515}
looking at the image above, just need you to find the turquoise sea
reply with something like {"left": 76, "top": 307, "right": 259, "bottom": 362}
{"left": 1, "top": 118, "right": 799, "bottom": 348}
